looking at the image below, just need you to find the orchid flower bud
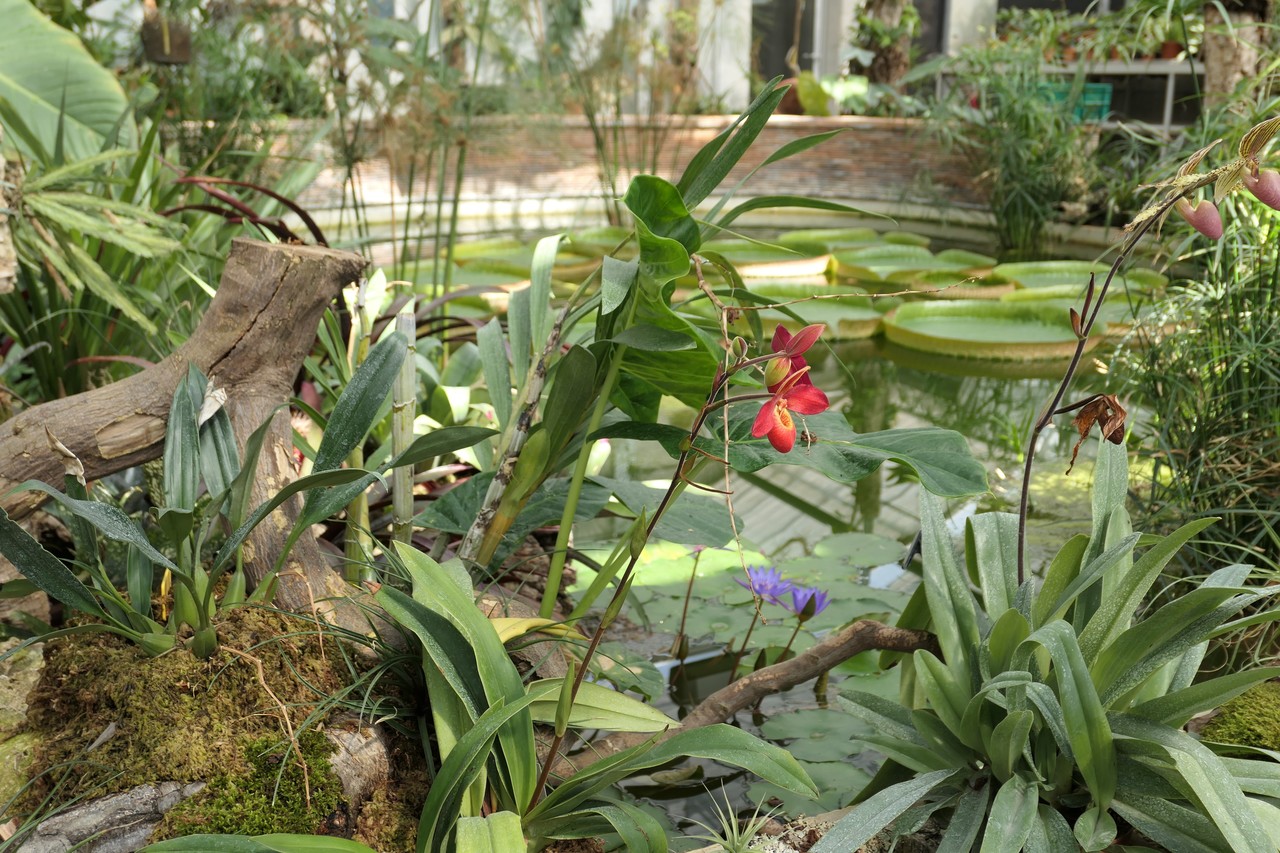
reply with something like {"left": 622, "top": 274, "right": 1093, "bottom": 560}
{"left": 1245, "top": 168, "right": 1280, "bottom": 211}
{"left": 1175, "top": 197, "right": 1224, "bottom": 240}
{"left": 764, "top": 356, "right": 791, "bottom": 389}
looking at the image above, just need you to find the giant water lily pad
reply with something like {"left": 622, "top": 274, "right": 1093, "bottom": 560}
{"left": 777, "top": 227, "right": 879, "bottom": 251}
{"left": 748, "top": 760, "right": 871, "bottom": 817}
{"left": 883, "top": 300, "right": 1101, "bottom": 360}
{"left": 891, "top": 269, "right": 1013, "bottom": 300}
{"left": 833, "top": 244, "right": 936, "bottom": 282}
{"left": 760, "top": 709, "right": 870, "bottom": 762}
{"left": 993, "top": 260, "right": 1167, "bottom": 293}
{"left": 700, "top": 238, "right": 832, "bottom": 278}
{"left": 748, "top": 283, "right": 884, "bottom": 340}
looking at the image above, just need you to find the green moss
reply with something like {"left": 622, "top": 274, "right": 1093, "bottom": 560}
{"left": 159, "top": 730, "right": 342, "bottom": 837}
{"left": 20, "top": 607, "right": 350, "bottom": 815}
{"left": 1202, "top": 682, "right": 1280, "bottom": 750}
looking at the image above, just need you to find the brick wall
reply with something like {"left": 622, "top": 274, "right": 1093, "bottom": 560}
{"left": 290, "top": 115, "right": 984, "bottom": 254}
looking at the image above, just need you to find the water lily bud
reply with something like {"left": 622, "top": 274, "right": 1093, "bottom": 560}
{"left": 1175, "top": 197, "right": 1223, "bottom": 240}
{"left": 764, "top": 356, "right": 791, "bottom": 389}
{"left": 1245, "top": 168, "right": 1280, "bottom": 211}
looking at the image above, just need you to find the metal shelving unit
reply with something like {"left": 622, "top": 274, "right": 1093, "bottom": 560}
{"left": 1043, "top": 59, "right": 1206, "bottom": 131}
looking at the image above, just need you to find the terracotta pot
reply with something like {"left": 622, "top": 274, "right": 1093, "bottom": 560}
{"left": 1160, "top": 40, "right": 1183, "bottom": 60}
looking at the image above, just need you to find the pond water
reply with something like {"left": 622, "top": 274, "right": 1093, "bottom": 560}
{"left": 571, "top": 336, "right": 1117, "bottom": 843}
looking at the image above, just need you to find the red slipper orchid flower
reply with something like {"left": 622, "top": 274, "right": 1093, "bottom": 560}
{"left": 752, "top": 366, "right": 830, "bottom": 453}
{"left": 764, "top": 324, "right": 825, "bottom": 391}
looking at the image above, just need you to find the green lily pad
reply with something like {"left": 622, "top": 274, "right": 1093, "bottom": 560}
{"left": 749, "top": 283, "right": 883, "bottom": 341}
{"left": 760, "top": 708, "right": 871, "bottom": 761}
{"left": 993, "top": 260, "right": 1167, "bottom": 292}
{"left": 749, "top": 760, "right": 871, "bottom": 817}
{"left": 813, "top": 532, "right": 908, "bottom": 567}
{"left": 833, "top": 245, "right": 935, "bottom": 281}
{"left": 891, "top": 268, "right": 1013, "bottom": 299}
{"left": 701, "top": 238, "right": 832, "bottom": 278}
{"left": 883, "top": 300, "right": 1102, "bottom": 360}
{"left": 883, "top": 231, "right": 932, "bottom": 248}
{"left": 777, "top": 227, "right": 879, "bottom": 251}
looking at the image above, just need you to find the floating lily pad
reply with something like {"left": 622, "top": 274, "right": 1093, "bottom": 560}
{"left": 748, "top": 760, "right": 871, "bottom": 817}
{"left": 777, "top": 227, "right": 879, "bottom": 251}
{"left": 883, "top": 231, "right": 932, "bottom": 248}
{"left": 748, "top": 283, "right": 883, "bottom": 340}
{"left": 883, "top": 300, "right": 1102, "bottom": 360}
{"left": 994, "top": 260, "right": 1167, "bottom": 293}
{"left": 890, "top": 268, "right": 1014, "bottom": 299}
{"left": 833, "top": 244, "right": 935, "bottom": 281}
{"left": 813, "top": 532, "right": 906, "bottom": 567}
{"left": 700, "top": 238, "right": 832, "bottom": 278}
{"left": 760, "top": 708, "right": 870, "bottom": 762}
{"left": 567, "top": 225, "right": 635, "bottom": 257}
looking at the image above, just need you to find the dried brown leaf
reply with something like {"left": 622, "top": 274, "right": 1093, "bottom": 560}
{"left": 1067, "top": 394, "right": 1126, "bottom": 474}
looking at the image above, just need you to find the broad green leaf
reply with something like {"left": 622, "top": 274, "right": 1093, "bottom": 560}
{"left": 542, "top": 345, "right": 598, "bottom": 455}
{"left": 508, "top": 286, "right": 532, "bottom": 383}
{"left": 477, "top": 319, "right": 512, "bottom": 430}
{"left": 387, "top": 426, "right": 500, "bottom": 469}
{"left": 810, "top": 769, "right": 959, "bottom": 853}
{"left": 623, "top": 175, "right": 700, "bottom": 253}
{"left": 936, "top": 780, "right": 990, "bottom": 853}
{"left": 966, "top": 512, "right": 1019, "bottom": 616}
{"left": 980, "top": 774, "right": 1037, "bottom": 853}
{"left": 0, "top": 507, "right": 106, "bottom": 618}
{"left": 609, "top": 324, "right": 694, "bottom": 351}
{"left": 0, "top": 0, "right": 136, "bottom": 160}
{"left": 17, "top": 482, "right": 176, "bottom": 571}
{"left": 990, "top": 710, "right": 1034, "bottom": 782}
{"left": 164, "top": 366, "right": 202, "bottom": 514}
{"left": 632, "top": 220, "right": 690, "bottom": 286}
{"left": 529, "top": 234, "right": 562, "bottom": 349}
{"left": 310, "top": 331, "right": 407, "bottom": 475}
{"left": 1093, "top": 586, "right": 1264, "bottom": 707}
{"left": 921, "top": 490, "right": 980, "bottom": 687}
{"left": 883, "top": 300, "right": 1092, "bottom": 360}
{"left": 1025, "top": 805, "right": 1077, "bottom": 853}
{"left": 914, "top": 651, "right": 975, "bottom": 749}
{"left": 525, "top": 679, "right": 677, "bottom": 733}
{"left": 1036, "top": 534, "right": 1139, "bottom": 628}
{"left": 1132, "top": 667, "right": 1280, "bottom": 728}
{"left": 199, "top": 408, "right": 240, "bottom": 503}
{"left": 456, "top": 812, "right": 524, "bottom": 853}
{"left": 601, "top": 256, "right": 638, "bottom": 315}
{"left": 1074, "top": 806, "right": 1118, "bottom": 851}
{"left": 1111, "top": 792, "right": 1231, "bottom": 853}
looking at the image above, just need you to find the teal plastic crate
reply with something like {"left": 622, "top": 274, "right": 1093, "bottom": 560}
{"left": 1038, "top": 82, "right": 1112, "bottom": 122}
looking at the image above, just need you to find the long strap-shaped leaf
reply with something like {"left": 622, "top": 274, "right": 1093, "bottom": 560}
{"left": 810, "top": 768, "right": 960, "bottom": 853}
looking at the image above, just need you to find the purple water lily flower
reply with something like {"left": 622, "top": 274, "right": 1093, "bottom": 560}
{"left": 787, "top": 585, "right": 831, "bottom": 622}
{"left": 735, "top": 565, "right": 794, "bottom": 604}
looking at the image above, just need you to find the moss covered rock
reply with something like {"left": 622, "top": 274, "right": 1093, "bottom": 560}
{"left": 1202, "top": 681, "right": 1280, "bottom": 750}
{"left": 13, "top": 606, "right": 427, "bottom": 850}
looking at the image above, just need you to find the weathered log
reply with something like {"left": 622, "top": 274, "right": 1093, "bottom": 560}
{"left": 548, "top": 620, "right": 936, "bottom": 779}
{"left": 0, "top": 238, "right": 375, "bottom": 631}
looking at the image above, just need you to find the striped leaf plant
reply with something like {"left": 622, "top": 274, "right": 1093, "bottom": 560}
{"left": 813, "top": 440, "right": 1280, "bottom": 852}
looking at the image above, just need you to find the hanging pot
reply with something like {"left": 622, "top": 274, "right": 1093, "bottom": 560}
{"left": 141, "top": 0, "right": 192, "bottom": 65}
